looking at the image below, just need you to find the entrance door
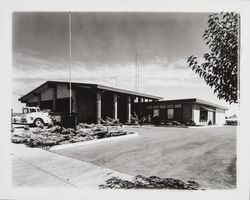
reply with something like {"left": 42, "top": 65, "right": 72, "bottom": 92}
{"left": 207, "top": 111, "right": 214, "bottom": 125}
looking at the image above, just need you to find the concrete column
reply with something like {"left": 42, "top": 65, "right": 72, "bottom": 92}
{"left": 96, "top": 91, "right": 102, "bottom": 124}
{"left": 113, "top": 93, "right": 118, "bottom": 120}
{"left": 191, "top": 104, "right": 194, "bottom": 121}
{"left": 53, "top": 87, "right": 57, "bottom": 112}
{"left": 127, "top": 96, "right": 131, "bottom": 123}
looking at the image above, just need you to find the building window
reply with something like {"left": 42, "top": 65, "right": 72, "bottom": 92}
{"left": 153, "top": 109, "right": 159, "bottom": 117}
{"left": 160, "top": 104, "right": 167, "bottom": 108}
{"left": 167, "top": 108, "right": 174, "bottom": 119}
{"left": 174, "top": 104, "right": 182, "bottom": 108}
{"left": 167, "top": 104, "right": 174, "bottom": 108}
{"left": 200, "top": 109, "right": 208, "bottom": 121}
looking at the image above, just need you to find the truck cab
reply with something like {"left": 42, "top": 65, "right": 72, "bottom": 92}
{"left": 20, "top": 107, "right": 52, "bottom": 127}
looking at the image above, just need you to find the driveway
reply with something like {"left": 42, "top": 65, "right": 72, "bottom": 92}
{"left": 53, "top": 126, "right": 237, "bottom": 189}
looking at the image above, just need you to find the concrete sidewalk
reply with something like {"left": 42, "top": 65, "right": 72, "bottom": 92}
{"left": 11, "top": 144, "right": 133, "bottom": 189}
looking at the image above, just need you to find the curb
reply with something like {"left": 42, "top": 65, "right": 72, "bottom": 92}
{"left": 50, "top": 132, "right": 139, "bottom": 151}
{"left": 188, "top": 125, "right": 225, "bottom": 129}
{"left": 122, "top": 125, "right": 153, "bottom": 128}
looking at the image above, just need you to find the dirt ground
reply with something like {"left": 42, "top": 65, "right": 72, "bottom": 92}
{"left": 54, "top": 126, "right": 237, "bottom": 189}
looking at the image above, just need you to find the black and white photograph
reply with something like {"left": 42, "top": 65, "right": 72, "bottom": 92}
{"left": 1, "top": 1, "right": 250, "bottom": 199}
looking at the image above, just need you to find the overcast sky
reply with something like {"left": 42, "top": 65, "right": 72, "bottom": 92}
{"left": 12, "top": 12, "right": 238, "bottom": 115}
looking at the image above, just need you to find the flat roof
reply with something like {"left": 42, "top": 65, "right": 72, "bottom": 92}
{"left": 158, "top": 98, "right": 228, "bottom": 110}
{"left": 19, "top": 81, "right": 163, "bottom": 102}
{"left": 138, "top": 98, "right": 228, "bottom": 110}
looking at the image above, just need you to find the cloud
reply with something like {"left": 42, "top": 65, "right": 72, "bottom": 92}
{"left": 13, "top": 51, "right": 68, "bottom": 71}
{"left": 172, "top": 57, "right": 188, "bottom": 68}
{"left": 13, "top": 54, "right": 204, "bottom": 97}
{"left": 12, "top": 53, "right": 233, "bottom": 113}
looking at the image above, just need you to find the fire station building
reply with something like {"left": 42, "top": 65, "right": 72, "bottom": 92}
{"left": 19, "top": 81, "right": 227, "bottom": 125}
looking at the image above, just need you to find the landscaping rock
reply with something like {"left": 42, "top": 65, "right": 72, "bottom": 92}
{"left": 99, "top": 175, "right": 201, "bottom": 190}
{"left": 61, "top": 128, "right": 75, "bottom": 135}
{"left": 49, "top": 125, "right": 61, "bottom": 133}
{"left": 11, "top": 122, "right": 135, "bottom": 149}
{"left": 100, "top": 117, "right": 123, "bottom": 126}
{"left": 11, "top": 136, "right": 27, "bottom": 144}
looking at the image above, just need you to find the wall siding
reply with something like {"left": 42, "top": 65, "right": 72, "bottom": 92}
{"left": 216, "top": 108, "right": 226, "bottom": 125}
{"left": 76, "top": 88, "right": 96, "bottom": 123}
{"left": 28, "top": 96, "right": 39, "bottom": 103}
{"left": 41, "top": 87, "right": 53, "bottom": 101}
{"left": 57, "top": 84, "right": 74, "bottom": 99}
{"left": 182, "top": 103, "right": 192, "bottom": 122}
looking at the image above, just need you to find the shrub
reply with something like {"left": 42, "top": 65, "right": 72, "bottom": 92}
{"left": 186, "top": 120, "right": 196, "bottom": 126}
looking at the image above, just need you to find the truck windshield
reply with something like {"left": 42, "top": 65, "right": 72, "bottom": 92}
{"left": 30, "top": 108, "right": 37, "bottom": 113}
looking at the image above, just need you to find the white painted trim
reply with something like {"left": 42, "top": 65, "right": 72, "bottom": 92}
{"left": 122, "top": 125, "right": 153, "bottom": 128}
{"left": 188, "top": 125, "right": 226, "bottom": 129}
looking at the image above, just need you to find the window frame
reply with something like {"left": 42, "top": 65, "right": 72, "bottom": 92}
{"left": 167, "top": 108, "right": 174, "bottom": 119}
{"left": 200, "top": 109, "right": 208, "bottom": 121}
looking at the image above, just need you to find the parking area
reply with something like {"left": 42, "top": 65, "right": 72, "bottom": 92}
{"left": 53, "top": 126, "right": 236, "bottom": 189}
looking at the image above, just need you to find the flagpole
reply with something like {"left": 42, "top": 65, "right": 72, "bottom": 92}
{"left": 69, "top": 11, "right": 72, "bottom": 115}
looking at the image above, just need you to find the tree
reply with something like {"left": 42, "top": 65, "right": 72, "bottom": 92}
{"left": 187, "top": 12, "right": 239, "bottom": 104}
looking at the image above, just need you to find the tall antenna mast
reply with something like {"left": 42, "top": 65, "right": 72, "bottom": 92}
{"left": 137, "top": 58, "right": 139, "bottom": 92}
{"left": 135, "top": 53, "right": 138, "bottom": 92}
{"left": 69, "top": 12, "right": 72, "bottom": 114}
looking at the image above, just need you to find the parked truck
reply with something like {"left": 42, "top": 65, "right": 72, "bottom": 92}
{"left": 225, "top": 115, "right": 238, "bottom": 125}
{"left": 19, "top": 107, "right": 52, "bottom": 127}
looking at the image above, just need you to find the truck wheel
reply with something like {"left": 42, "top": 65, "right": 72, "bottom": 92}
{"left": 34, "top": 118, "right": 44, "bottom": 127}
